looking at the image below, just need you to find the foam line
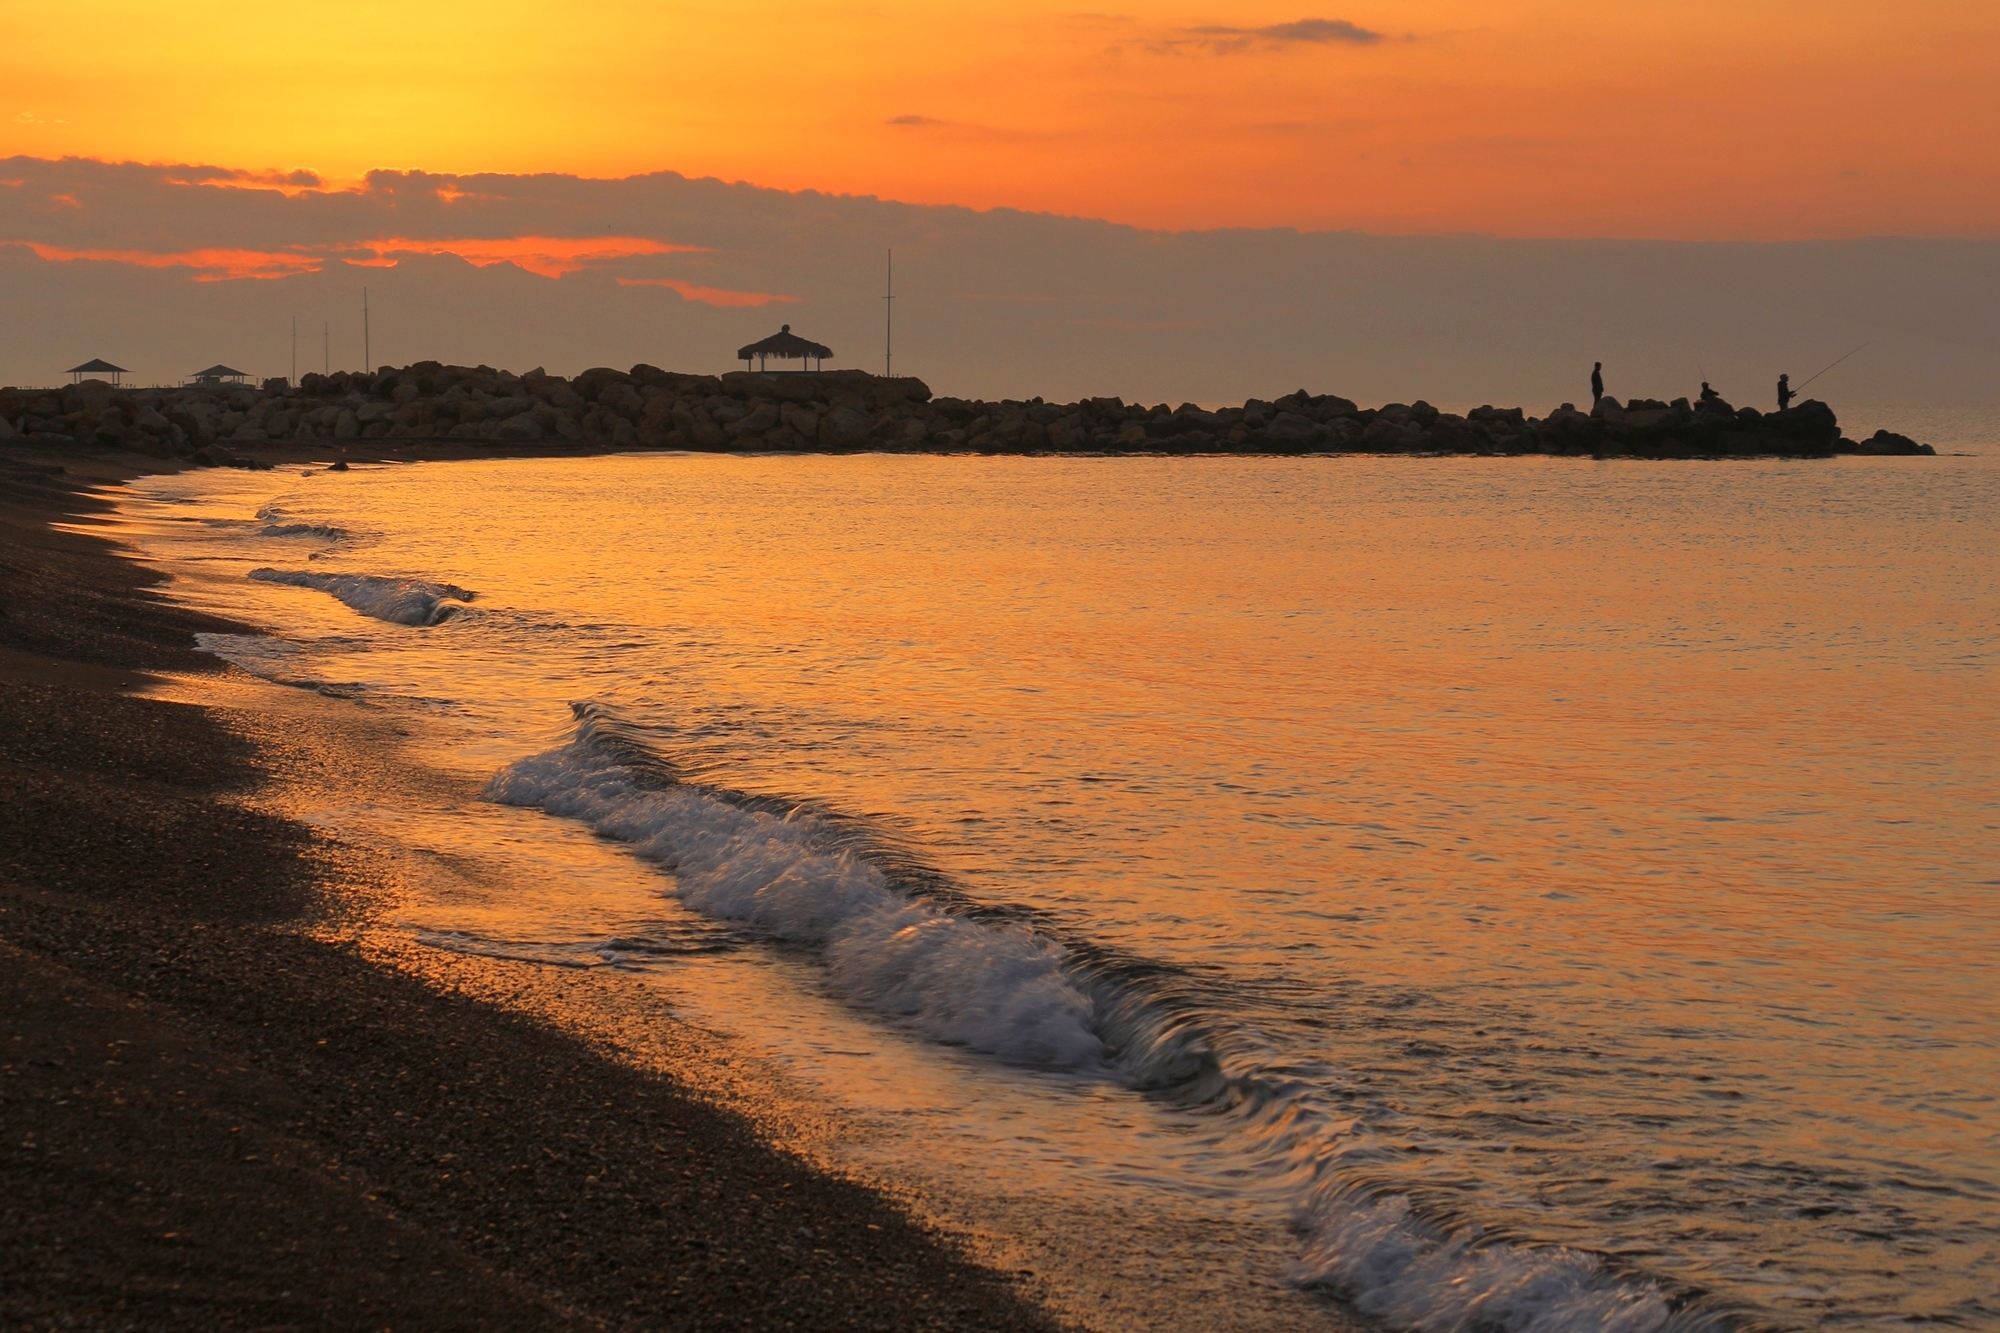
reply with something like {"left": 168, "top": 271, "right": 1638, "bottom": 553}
{"left": 247, "top": 568, "right": 475, "bottom": 626}
{"left": 488, "top": 718, "right": 1104, "bottom": 1068}
{"left": 489, "top": 710, "right": 1737, "bottom": 1333}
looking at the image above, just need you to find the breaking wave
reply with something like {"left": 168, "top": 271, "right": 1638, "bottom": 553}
{"left": 253, "top": 504, "right": 348, "bottom": 541}
{"left": 489, "top": 704, "right": 1742, "bottom": 1333}
{"left": 261, "top": 522, "right": 350, "bottom": 540}
{"left": 247, "top": 568, "right": 475, "bottom": 626}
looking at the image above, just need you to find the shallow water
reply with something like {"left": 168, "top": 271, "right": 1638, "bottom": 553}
{"left": 114, "top": 450, "right": 1998, "bottom": 1330}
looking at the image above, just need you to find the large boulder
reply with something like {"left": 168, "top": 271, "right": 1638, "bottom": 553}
{"left": 62, "top": 380, "right": 116, "bottom": 414}
{"left": 818, "top": 405, "right": 874, "bottom": 449}
{"left": 1852, "top": 429, "right": 1935, "bottom": 456}
{"left": 1765, "top": 400, "right": 1839, "bottom": 451}
{"left": 728, "top": 402, "right": 780, "bottom": 439}
{"left": 496, "top": 412, "right": 544, "bottom": 441}
{"left": 1266, "top": 411, "right": 1320, "bottom": 444}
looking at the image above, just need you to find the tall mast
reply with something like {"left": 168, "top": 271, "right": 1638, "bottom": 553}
{"left": 884, "top": 249, "right": 894, "bottom": 378}
{"left": 363, "top": 288, "right": 371, "bottom": 374}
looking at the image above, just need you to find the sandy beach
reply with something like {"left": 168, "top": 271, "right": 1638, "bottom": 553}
{"left": 0, "top": 440, "right": 1066, "bottom": 1331}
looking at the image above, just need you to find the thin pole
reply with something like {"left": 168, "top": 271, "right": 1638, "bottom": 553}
{"left": 323, "top": 323, "right": 329, "bottom": 375}
{"left": 363, "top": 288, "right": 371, "bottom": 374}
{"left": 884, "top": 249, "right": 894, "bottom": 378}
{"left": 291, "top": 316, "right": 297, "bottom": 385}
{"left": 1796, "top": 342, "right": 1868, "bottom": 392}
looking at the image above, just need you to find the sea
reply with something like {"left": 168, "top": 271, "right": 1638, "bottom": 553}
{"left": 107, "top": 409, "right": 1997, "bottom": 1332}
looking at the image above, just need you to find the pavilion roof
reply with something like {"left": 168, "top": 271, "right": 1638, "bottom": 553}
{"left": 191, "top": 364, "right": 250, "bottom": 378}
{"left": 737, "top": 325, "right": 832, "bottom": 361}
{"left": 67, "top": 358, "right": 129, "bottom": 374}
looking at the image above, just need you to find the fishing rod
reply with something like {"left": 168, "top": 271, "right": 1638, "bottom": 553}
{"left": 1795, "top": 342, "right": 1868, "bottom": 392}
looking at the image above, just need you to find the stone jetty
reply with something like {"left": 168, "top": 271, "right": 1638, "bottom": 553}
{"left": 0, "top": 365, "right": 1935, "bottom": 465}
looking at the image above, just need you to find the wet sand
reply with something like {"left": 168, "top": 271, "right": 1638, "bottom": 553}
{"left": 0, "top": 443, "right": 1066, "bottom": 1330}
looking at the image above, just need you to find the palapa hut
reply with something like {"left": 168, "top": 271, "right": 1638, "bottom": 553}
{"left": 188, "top": 364, "right": 251, "bottom": 387}
{"left": 67, "top": 358, "right": 129, "bottom": 386}
{"left": 737, "top": 324, "right": 832, "bottom": 373}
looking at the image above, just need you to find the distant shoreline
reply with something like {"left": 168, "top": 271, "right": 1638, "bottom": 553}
{"left": 3, "top": 363, "right": 1937, "bottom": 469}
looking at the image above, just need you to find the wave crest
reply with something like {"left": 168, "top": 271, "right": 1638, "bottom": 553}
{"left": 247, "top": 568, "right": 475, "bottom": 626}
{"left": 488, "top": 707, "right": 1747, "bottom": 1333}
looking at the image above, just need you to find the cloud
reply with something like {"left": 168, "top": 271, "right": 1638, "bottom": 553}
{"left": 1168, "top": 17, "right": 1384, "bottom": 53}
{"left": 6, "top": 241, "right": 322, "bottom": 281}
{"left": 3, "top": 233, "right": 706, "bottom": 282}
{"left": 889, "top": 115, "right": 949, "bottom": 128}
{"left": 145, "top": 165, "right": 328, "bottom": 196}
{"left": 617, "top": 277, "right": 798, "bottom": 307}
{"left": 340, "top": 235, "right": 705, "bottom": 279}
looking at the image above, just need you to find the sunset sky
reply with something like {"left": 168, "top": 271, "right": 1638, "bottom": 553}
{"left": 4, "top": 0, "right": 1997, "bottom": 237}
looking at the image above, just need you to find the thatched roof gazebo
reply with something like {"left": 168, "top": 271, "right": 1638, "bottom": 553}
{"left": 737, "top": 324, "right": 831, "bottom": 372}
{"left": 67, "top": 358, "right": 129, "bottom": 385}
{"left": 189, "top": 364, "right": 251, "bottom": 386}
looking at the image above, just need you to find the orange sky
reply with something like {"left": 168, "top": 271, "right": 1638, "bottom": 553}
{"left": 3, "top": 1, "right": 1997, "bottom": 237}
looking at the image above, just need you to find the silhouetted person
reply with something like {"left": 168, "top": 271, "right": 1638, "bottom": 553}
{"left": 1590, "top": 362, "right": 1604, "bottom": 404}
{"left": 1699, "top": 381, "right": 1720, "bottom": 403}
{"left": 1776, "top": 374, "right": 1795, "bottom": 411}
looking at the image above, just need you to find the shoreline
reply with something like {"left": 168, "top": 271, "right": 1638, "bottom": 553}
{"left": 0, "top": 448, "right": 1067, "bottom": 1329}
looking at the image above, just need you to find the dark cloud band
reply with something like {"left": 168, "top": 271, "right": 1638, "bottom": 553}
{"left": 1184, "top": 17, "right": 1384, "bottom": 49}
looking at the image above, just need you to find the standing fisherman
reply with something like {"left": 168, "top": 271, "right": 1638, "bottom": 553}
{"left": 1776, "top": 374, "right": 1796, "bottom": 411}
{"left": 1591, "top": 362, "right": 1604, "bottom": 405}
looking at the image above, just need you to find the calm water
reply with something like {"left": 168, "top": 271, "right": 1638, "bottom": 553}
{"left": 115, "top": 448, "right": 1997, "bottom": 1331}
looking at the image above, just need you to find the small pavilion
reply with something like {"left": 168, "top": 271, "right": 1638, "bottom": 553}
{"left": 67, "top": 358, "right": 129, "bottom": 386}
{"left": 189, "top": 364, "right": 252, "bottom": 387}
{"left": 736, "top": 325, "right": 832, "bottom": 373}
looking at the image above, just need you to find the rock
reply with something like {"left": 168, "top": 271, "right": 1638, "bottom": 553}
{"left": 1854, "top": 429, "right": 1934, "bottom": 456}
{"left": 1765, "top": 399, "right": 1839, "bottom": 451}
{"left": 780, "top": 403, "right": 820, "bottom": 439}
{"left": 818, "top": 406, "right": 873, "bottom": 449}
{"left": 496, "top": 413, "right": 544, "bottom": 441}
{"left": 333, "top": 410, "right": 360, "bottom": 440}
{"left": 64, "top": 380, "right": 116, "bottom": 413}
{"left": 729, "top": 402, "right": 780, "bottom": 439}
{"left": 194, "top": 443, "right": 232, "bottom": 467}
{"left": 328, "top": 460, "right": 350, "bottom": 471}
{"left": 1265, "top": 412, "right": 1321, "bottom": 445}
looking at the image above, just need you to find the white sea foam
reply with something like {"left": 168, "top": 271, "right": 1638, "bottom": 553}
{"left": 489, "top": 716, "right": 1710, "bottom": 1333}
{"left": 486, "top": 727, "right": 1104, "bottom": 1068}
{"left": 261, "top": 522, "right": 350, "bottom": 540}
{"left": 247, "top": 568, "right": 475, "bottom": 626}
{"left": 1293, "top": 1190, "right": 1693, "bottom": 1333}
{"left": 192, "top": 631, "right": 366, "bottom": 694}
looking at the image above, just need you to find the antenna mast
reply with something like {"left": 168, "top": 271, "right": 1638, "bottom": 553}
{"left": 323, "top": 322, "right": 329, "bottom": 375}
{"left": 291, "top": 316, "right": 297, "bottom": 385}
{"left": 363, "top": 288, "right": 371, "bottom": 374}
{"left": 884, "top": 249, "right": 894, "bottom": 378}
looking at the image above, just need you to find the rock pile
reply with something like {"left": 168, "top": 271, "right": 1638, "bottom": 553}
{"left": 0, "top": 365, "right": 1935, "bottom": 464}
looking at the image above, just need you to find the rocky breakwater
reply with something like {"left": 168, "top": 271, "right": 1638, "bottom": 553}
{"left": 0, "top": 365, "right": 1936, "bottom": 463}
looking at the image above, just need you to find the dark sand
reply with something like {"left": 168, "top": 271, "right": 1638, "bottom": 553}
{"left": 0, "top": 445, "right": 1066, "bottom": 1330}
